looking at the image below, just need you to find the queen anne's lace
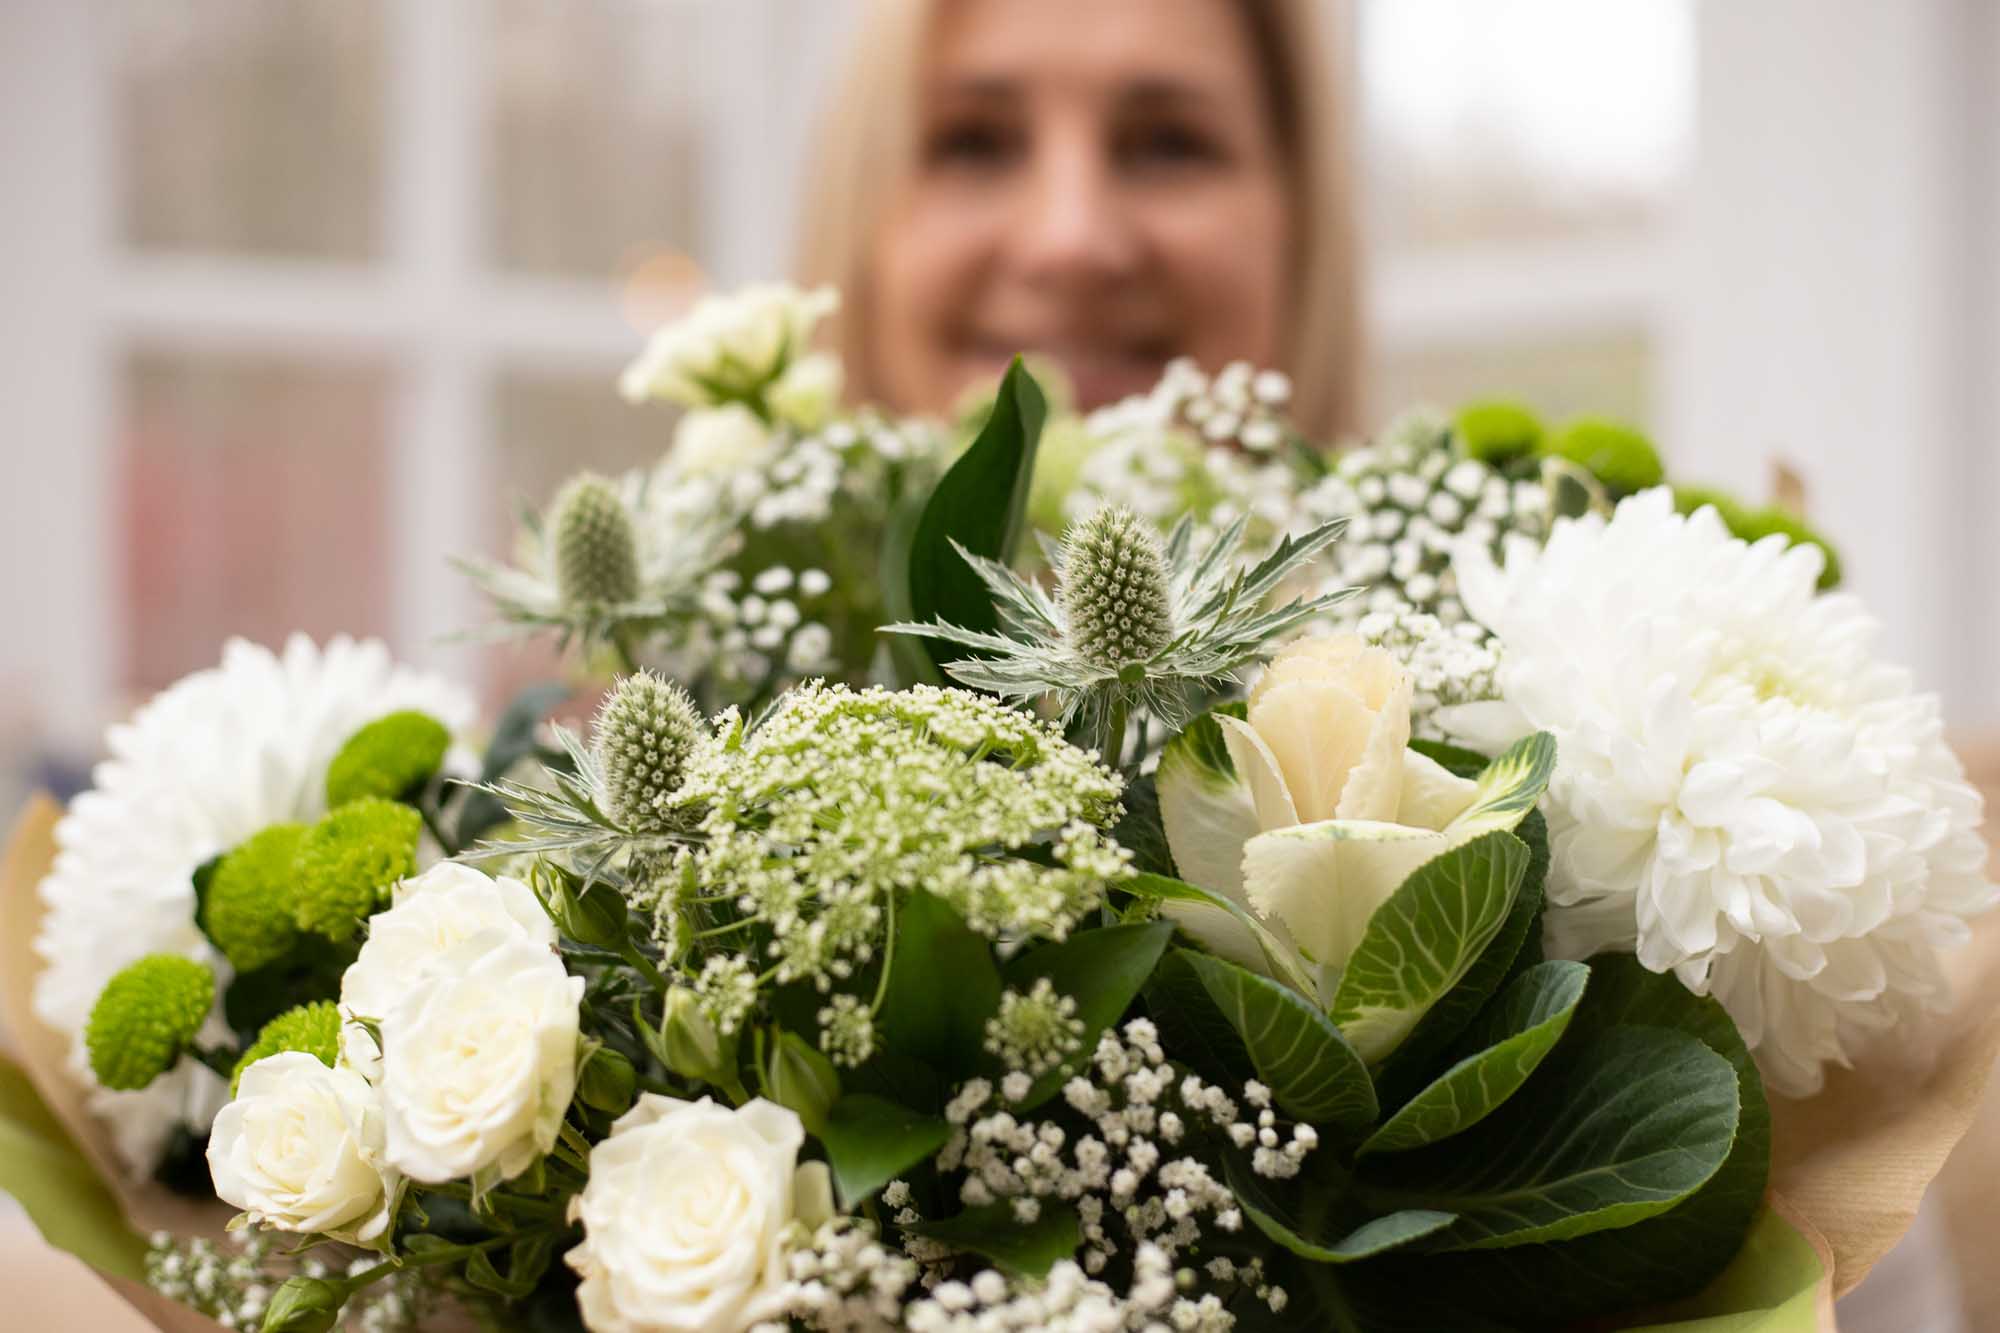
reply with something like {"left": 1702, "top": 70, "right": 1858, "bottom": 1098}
{"left": 1451, "top": 490, "right": 1996, "bottom": 1095}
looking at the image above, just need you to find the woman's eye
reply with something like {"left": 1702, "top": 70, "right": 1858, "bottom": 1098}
{"left": 1118, "top": 121, "right": 1226, "bottom": 170}
{"left": 924, "top": 119, "right": 1022, "bottom": 170}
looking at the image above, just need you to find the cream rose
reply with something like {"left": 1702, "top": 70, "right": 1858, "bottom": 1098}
{"left": 668, "top": 404, "right": 779, "bottom": 479}
{"left": 339, "top": 861, "right": 555, "bottom": 1079}
{"left": 1160, "top": 634, "right": 1538, "bottom": 991}
{"left": 765, "top": 351, "right": 843, "bottom": 432}
{"left": 377, "top": 932, "right": 583, "bottom": 1185}
{"left": 620, "top": 283, "right": 838, "bottom": 409}
{"left": 566, "top": 1095, "right": 833, "bottom": 1333}
{"left": 206, "top": 1052, "right": 399, "bottom": 1245}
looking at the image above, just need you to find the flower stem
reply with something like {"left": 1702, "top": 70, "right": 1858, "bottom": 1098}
{"left": 1100, "top": 698, "right": 1129, "bottom": 770}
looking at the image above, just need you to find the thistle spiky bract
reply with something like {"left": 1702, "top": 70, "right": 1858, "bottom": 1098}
{"left": 883, "top": 506, "right": 1350, "bottom": 759}
{"left": 1060, "top": 506, "right": 1175, "bottom": 672}
{"left": 593, "top": 670, "right": 704, "bottom": 832}
{"left": 552, "top": 472, "right": 642, "bottom": 608}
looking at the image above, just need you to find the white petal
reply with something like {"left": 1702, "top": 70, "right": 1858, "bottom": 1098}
{"left": 1219, "top": 714, "right": 1300, "bottom": 829}
{"left": 1243, "top": 820, "right": 1449, "bottom": 970}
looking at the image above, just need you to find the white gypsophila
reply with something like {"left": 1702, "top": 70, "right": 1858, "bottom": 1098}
{"left": 33, "top": 634, "right": 475, "bottom": 1174}
{"left": 1448, "top": 490, "right": 1996, "bottom": 1095}
{"left": 377, "top": 931, "right": 584, "bottom": 1185}
{"left": 338, "top": 862, "right": 556, "bottom": 1079}
{"left": 567, "top": 1095, "right": 833, "bottom": 1333}
{"left": 620, "top": 283, "right": 838, "bottom": 409}
{"left": 206, "top": 1052, "right": 400, "bottom": 1246}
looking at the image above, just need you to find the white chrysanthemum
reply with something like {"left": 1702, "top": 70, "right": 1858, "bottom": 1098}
{"left": 1448, "top": 490, "right": 1994, "bottom": 1096}
{"left": 33, "top": 634, "right": 475, "bottom": 1172}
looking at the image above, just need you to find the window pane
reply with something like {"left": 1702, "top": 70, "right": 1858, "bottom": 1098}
{"left": 111, "top": 0, "right": 387, "bottom": 260}
{"left": 120, "top": 351, "right": 393, "bottom": 693}
{"left": 1360, "top": 0, "right": 1693, "bottom": 250}
{"left": 1369, "top": 331, "right": 1653, "bottom": 432}
{"left": 486, "top": 0, "right": 708, "bottom": 280}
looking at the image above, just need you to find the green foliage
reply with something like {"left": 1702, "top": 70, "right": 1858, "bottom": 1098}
{"left": 763, "top": 1030, "right": 841, "bottom": 1136}
{"left": 456, "top": 681, "right": 570, "bottom": 844}
{"left": 874, "top": 888, "right": 1004, "bottom": 1080}
{"left": 912, "top": 1201, "right": 1083, "bottom": 1279}
{"left": 819, "top": 1094, "right": 953, "bottom": 1208}
{"left": 230, "top": 1000, "right": 340, "bottom": 1094}
{"left": 200, "top": 822, "right": 306, "bottom": 972}
{"left": 1736, "top": 505, "right": 1843, "bottom": 589}
{"left": 0, "top": 1054, "right": 150, "bottom": 1279}
{"left": 1453, "top": 400, "right": 1544, "bottom": 465}
{"left": 575, "top": 1046, "right": 637, "bottom": 1116}
{"left": 84, "top": 955, "right": 214, "bottom": 1091}
{"left": 292, "top": 796, "right": 422, "bottom": 942}
{"left": 1546, "top": 417, "right": 1665, "bottom": 495}
{"left": 325, "top": 710, "right": 451, "bottom": 809}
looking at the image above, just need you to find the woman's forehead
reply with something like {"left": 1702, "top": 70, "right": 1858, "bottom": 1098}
{"left": 924, "top": 0, "right": 1267, "bottom": 99}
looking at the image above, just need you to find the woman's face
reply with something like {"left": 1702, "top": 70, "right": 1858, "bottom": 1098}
{"left": 867, "top": 0, "right": 1292, "bottom": 414}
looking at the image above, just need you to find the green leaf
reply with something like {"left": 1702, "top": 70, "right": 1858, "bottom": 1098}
{"left": 1621, "top": 1205, "right": 1827, "bottom": 1332}
{"left": 1328, "top": 830, "right": 1530, "bottom": 1063}
{"left": 1224, "top": 1154, "right": 1453, "bottom": 1265}
{"left": 457, "top": 681, "right": 570, "bottom": 841}
{"left": 912, "top": 1200, "right": 1081, "bottom": 1279}
{"left": 818, "top": 1093, "right": 953, "bottom": 1208}
{"left": 875, "top": 888, "right": 1003, "bottom": 1079}
{"left": 1109, "top": 771, "right": 1176, "bottom": 878}
{"left": 898, "top": 357, "right": 1047, "bottom": 676}
{"left": 1407, "top": 738, "right": 1490, "bottom": 778}
{"left": 1155, "top": 949, "right": 1375, "bottom": 1135}
{"left": 1359, "top": 960, "right": 1587, "bottom": 1156}
{"left": 1442, "top": 732, "right": 1556, "bottom": 840}
{"left": 1355, "top": 1026, "right": 1740, "bottom": 1251}
{"left": 1125, "top": 871, "right": 1317, "bottom": 997}
{"left": 998, "top": 921, "right": 1174, "bottom": 1110}
{"left": 0, "top": 1055, "right": 147, "bottom": 1280}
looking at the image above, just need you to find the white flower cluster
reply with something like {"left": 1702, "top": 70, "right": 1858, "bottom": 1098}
{"left": 1305, "top": 408, "right": 1549, "bottom": 628}
{"left": 620, "top": 282, "right": 839, "bottom": 409}
{"left": 664, "top": 685, "right": 1131, "bottom": 1049}
{"left": 934, "top": 1022, "right": 1310, "bottom": 1285}
{"left": 1352, "top": 600, "right": 1502, "bottom": 741}
{"left": 983, "top": 978, "right": 1085, "bottom": 1077}
{"left": 648, "top": 563, "right": 841, "bottom": 695}
{"left": 143, "top": 1231, "right": 427, "bottom": 1333}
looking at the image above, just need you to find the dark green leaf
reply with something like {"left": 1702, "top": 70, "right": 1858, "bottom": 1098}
{"left": 1124, "top": 871, "right": 1317, "bottom": 997}
{"left": 1223, "top": 1153, "right": 1453, "bottom": 1266}
{"left": 1154, "top": 949, "right": 1375, "bottom": 1135}
{"left": 818, "top": 1094, "right": 953, "bottom": 1208}
{"left": 875, "top": 889, "right": 1002, "bottom": 1079}
{"left": 1109, "top": 772, "right": 1176, "bottom": 878}
{"left": 1328, "top": 830, "right": 1530, "bottom": 1063}
{"left": 0, "top": 1055, "right": 148, "bottom": 1280}
{"left": 912, "top": 1200, "right": 1081, "bottom": 1278}
{"left": 1355, "top": 1026, "right": 1739, "bottom": 1250}
{"left": 1359, "top": 961, "right": 1587, "bottom": 1156}
{"left": 898, "top": 358, "right": 1047, "bottom": 675}
{"left": 1407, "top": 738, "right": 1490, "bottom": 778}
{"left": 456, "top": 681, "right": 571, "bottom": 840}
{"left": 997, "top": 920, "right": 1174, "bottom": 1109}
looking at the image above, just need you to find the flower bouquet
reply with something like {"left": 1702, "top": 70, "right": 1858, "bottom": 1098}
{"left": 3, "top": 283, "right": 1996, "bottom": 1333}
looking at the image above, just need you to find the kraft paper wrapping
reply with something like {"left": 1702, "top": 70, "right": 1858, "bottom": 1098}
{"left": 5, "top": 769, "right": 1998, "bottom": 1332}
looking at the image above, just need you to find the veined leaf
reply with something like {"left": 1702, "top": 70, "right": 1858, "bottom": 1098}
{"left": 1328, "top": 830, "right": 1530, "bottom": 1062}
{"left": 1125, "top": 872, "right": 1316, "bottom": 997}
{"left": 1155, "top": 948, "right": 1375, "bottom": 1134}
{"left": 875, "top": 888, "right": 1003, "bottom": 1080}
{"left": 1355, "top": 1026, "right": 1739, "bottom": 1251}
{"left": 1358, "top": 960, "right": 1587, "bottom": 1156}
{"left": 895, "top": 358, "right": 1047, "bottom": 677}
{"left": 1441, "top": 732, "right": 1556, "bottom": 839}
{"left": 1224, "top": 1153, "right": 1453, "bottom": 1265}
{"left": 819, "top": 1094, "right": 952, "bottom": 1208}
{"left": 997, "top": 921, "right": 1174, "bottom": 1110}
{"left": 912, "top": 1201, "right": 1081, "bottom": 1278}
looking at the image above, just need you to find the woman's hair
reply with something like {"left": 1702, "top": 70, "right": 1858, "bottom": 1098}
{"left": 795, "top": 0, "right": 1362, "bottom": 440}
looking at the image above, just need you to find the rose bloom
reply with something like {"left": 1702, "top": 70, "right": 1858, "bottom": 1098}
{"left": 206, "top": 1052, "right": 399, "bottom": 1246}
{"left": 377, "top": 932, "right": 583, "bottom": 1185}
{"left": 621, "top": 283, "right": 838, "bottom": 409}
{"left": 566, "top": 1095, "right": 834, "bottom": 1333}
{"left": 667, "top": 404, "right": 779, "bottom": 480}
{"left": 339, "top": 861, "right": 556, "bottom": 1079}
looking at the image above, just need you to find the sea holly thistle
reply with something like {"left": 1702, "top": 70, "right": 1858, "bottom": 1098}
{"left": 885, "top": 504, "right": 1349, "bottom": 762}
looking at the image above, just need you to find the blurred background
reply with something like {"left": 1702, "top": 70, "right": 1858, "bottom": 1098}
{"left": 2, "top": 0, "right": 1996, "bottom": 806}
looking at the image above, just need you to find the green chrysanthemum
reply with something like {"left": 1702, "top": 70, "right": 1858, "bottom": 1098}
{"left": 552, "top": 472, "right": 641, "bottom": 608}
{"left": 1673, "top": 484, "right": 1752, "bottom": 531}
{"left": 85, "top": 955, "right": 214, "bottom": 1091}
{"left": 1060, "top": 506, "right": 1175, "bottom": 672}
{"left": 593, "top": 671, "right": 704, "bottom": 832}
{"left": 1736, "top": 505, "right": 1843, "bottom": 590}
{"left": 201, "top": 823, "right": 306, "bottom": 972}
{"left": 1547, "top": 416, "right": 1665, "bottom": 495}
{"left": 1454, "top": 399, "right": 1545, "bottom": 465}
{"left": 230, "top": 1001, "right": 340, "bottom": 1095}
{"left": 325, "top": 710, "right": 451, "bottom": 809}
{"left": 293, "top": 797, "right": 422, "bottom": 941}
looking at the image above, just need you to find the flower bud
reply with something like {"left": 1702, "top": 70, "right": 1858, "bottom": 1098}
{"left": 551, "top": 472, "right": 640, "bottom": 608}
{"left": 762, "top": 1028, "right": 840, "bottom": 1137}
{"left": 576, "top": 1045, "right": 638, "bottom": 1115}
{"left": 1061, "top": 505, "right": 1174, "bottom": 671}
{"left": 260, "top": 1276, "right": 346, "bottom": 1333}
{"left": 545, "top": 872, "right": 629, "bottom": 950}
{"left": 656, "top": 987, "right": 734, "bottom": 1088}
{"left": 85, "top": 955, "right": 214, "bottom": 1091}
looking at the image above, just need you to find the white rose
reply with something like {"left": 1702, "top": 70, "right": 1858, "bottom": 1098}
{"left": 765, "top": 352, "right": 844, "bottom": 432}
{"left": 620, "top": 284, "right": 838, "bottom": 408}
{"left": 669, "top": 404, "right": 778, "bottom": 478}
{"left": 339, "top": 861, "right": 555, "bottom": 1078}
{"left": 378, "top": 932, "right": 583, "bottom": 1185}
{"left": 566, "top": 1095, "right": 834, "bottom": 1333}
{"left": 1160, "top": 635, "right": 1541, "bottom": 1003}
{"left": 206, "top": 1052, "right": 399, "bottom": 1245}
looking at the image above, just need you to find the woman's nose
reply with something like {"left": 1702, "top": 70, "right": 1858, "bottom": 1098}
{"left": 1008, "top": 130, "right": 1142, "bottom": 290}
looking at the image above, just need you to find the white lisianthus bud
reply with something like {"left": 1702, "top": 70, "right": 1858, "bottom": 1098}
{"left": 565, "top": 1095, "right": 834, "bottom": 1333}
{"left": 765, "top": 351, "right": 844, "bottom": 432}
{"left": 668, "top": 404, "right": 777, "bottom": 478}
{"left": 1061, "top": 505, "right": 1175, "bottom": 672}
{"left": 378, "top": 933, "right": 584, "bottom": 1185}
{"left": 207, "top": 1053, "right": 400, "bottom": 1246}
{"left": 338, "top": 862, "right": 555, "bottom": 1080}
{"left": 620, "top": 283, "right": 838, "bottom": 409}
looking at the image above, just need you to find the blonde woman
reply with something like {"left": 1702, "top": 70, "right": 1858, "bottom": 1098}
{"left": 799, "top": 0, "right": 1361, "bottom": 439}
